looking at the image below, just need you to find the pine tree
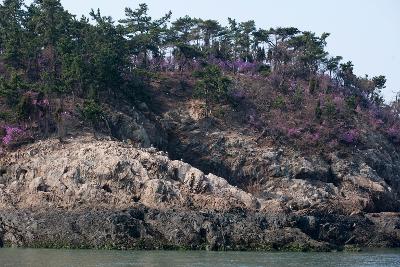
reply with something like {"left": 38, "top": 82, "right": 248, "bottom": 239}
{"left": 194, "top": 65, "right": 231, "bottom": 117}
{"left": 0, "top": 0, "right": 26, "bottom": 70}
{"left": 31, "top": 0, "right": 73, "bottom": 93}
{"left": 119, "top": 4, "right": 171, "bottom": 67}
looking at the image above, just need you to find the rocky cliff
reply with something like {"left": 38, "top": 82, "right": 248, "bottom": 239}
{"left": 164, "top": 108, "right": 400, "bottom": 215}
{"left": 0, "top": 133, "right": 399, "bottom": 250}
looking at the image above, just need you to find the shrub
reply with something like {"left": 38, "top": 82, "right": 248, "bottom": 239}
{"left": 0, "top": 71, "right": 26, "bottom": 106}
{"left": 327, "top": 139, "right": 339, "bottom": 149}
{"left": 309, "top": 77, "right": 319, "bottom": 94}
{"left": 2, "top": 126, "right": 23, "bottom": 145}
{"left": 346, "top": 95, "right": 357, "bottom": 111}
{"left": 305, "top": 132, "right": 321, "bottom": 144}
{"left": 293, "top": 87, "right": 304, "bottom": 108}
{"left": 258, "top": 64, "right": 271, "bottom": 76}
{"left": 81, "top": 99, "right": 103, "bottom": 126}
{"left": 386, "top": 126, "right": 400, "bottom": 143}
{"left": 287, "top": 127, "right": 302, "bottom": 138}
{"left": 369, "top": 117, "right": 384, "bottom": 130}
{"left": 333, "top": 95, "right": 345, "bottom": 113}
{"left": 323, "top": 98, "right": 337, "bottom": 119}
{"left": 230, "top": 89, "right": 246, "bottom": 101}
{"left": 234, "top": 60, "right": 258, "bottom": 74}
{"left": 228, "top": 88, "right": 246, "bottom": 108}
{"left": 339, "top": 129, "right": 359, "bottom": 144}
{"left": 16, "top": 93, "right": 35, "bottom": 120}
{"left": 193, "top": 65, "right": 231, "bottom": 117}
{"left": 0, "top": 111, "right": 16, "bottom": 122}
{"left": 0, "top": 126, "right": 5, "bottom": 139}
{"left": 272, "top": 95, "right": 286, "bottom": 110}
{"left": 315, "top": 100, "right": 322, "bottom": 120}
{"left": 1, "top": 125, "right": 31, "bottom": 147}
{"left": 248, "top": 109, "right": 262, "bottom": 129}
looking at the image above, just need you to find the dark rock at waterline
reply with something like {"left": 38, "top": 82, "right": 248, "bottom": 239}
{"left": 1, "top": 208, "right": 399, "bottom": 251}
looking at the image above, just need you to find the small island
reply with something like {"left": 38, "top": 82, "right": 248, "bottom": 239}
{"left": 0, "top": 0, "right": 399, "bottom": 253}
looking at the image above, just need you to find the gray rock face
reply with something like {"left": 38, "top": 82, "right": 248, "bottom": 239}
{"left": 107, "top": 109, "right": 167, "bottom": 148}
{"left": 0, "top": 135, "right": 399, "bottom": 250}
{"left": 0, "top": 135, "right": 259, "bottom": 212}
{"left": 165, "top": 111, "right": 400, "bottom": 215}
{"left": 0, "top": 208, "right": 330, "bottom": 251}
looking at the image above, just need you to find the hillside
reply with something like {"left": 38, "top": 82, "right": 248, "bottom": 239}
{"left": 0, "top": 0, "right": 400, "bottom": 250}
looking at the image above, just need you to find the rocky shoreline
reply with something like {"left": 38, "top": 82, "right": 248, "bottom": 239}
{"left": 1, "top": 207, "right": 399, "bottom": 251}
{"left": 0, "top": 135, "right": 399, "bottom": 251}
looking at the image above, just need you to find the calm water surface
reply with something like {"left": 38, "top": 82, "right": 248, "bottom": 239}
{"left": 0, "top": 248, "right": 399, "bottom": 267}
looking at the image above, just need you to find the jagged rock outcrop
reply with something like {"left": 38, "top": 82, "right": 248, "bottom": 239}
{"left": 0, "top": 135, "right": 399, "bottom": 250}
{"left": 164, "top": 109, "right": 400, "bottom": 215}
{"left": 105, "top": 106, "right": 167, "bottom": 148}
{"left": 0, "top": 135, "right": 260, "bottom": 212}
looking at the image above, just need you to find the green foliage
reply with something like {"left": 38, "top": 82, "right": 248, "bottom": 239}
{"left": 194, "top": 65, "right": 231, "bottom": 116}
{"left": 170, "top": 15, "right": 198, "bottom": 44}
{"left": 16, "top": 93, "right": 35, "bottom": 120}
{"left": 175, "top": 43, "right": 203, "bottom": 59}
{"left": 258, "top": 65, "right": 271, "bottom": 76}
{"left": 119, "top": 3, "right": 171, "bottom": 66}
{"left": 309, "top": 78, "right": 319, "bottom": 94}
{"left": 0, "top": 111, "right": 16, "bottom": 122}
{"left": 346, "top": 95, "right": 357, "bottom": 111}
{"left": 80, "top": 99, "right": 103, "bottom": 125}
{"left": 123, "top": 68, "right": 154, "bottom": 103}
{"left": 326, "top": 56, "right": 343, "bottom": 77}
{"left": 32, "top": 0, "right": 73, "bottom": 93}
{"left": 340, "top": 61, "right": 355, "bottom": 87}
{"left": 373, "top": 75, "right": 386, "bottom": 90}
{"left": 289, "top": 31, "right": 329, "bottom": 74}
{"left": 198, "top": 19, "right": 222, "bottom": 51}
{"left": 371, "top": 75, "right": 386, "bottom": 105}
{"left": 0, "top": 0, "right": 390, "bottom": 143}
{"left": 0, "top": 70, "right": 26, "bottom": 105}
{"left": 293, "top": 87, "right": 304, "bottom": 108}
{"left": 0, "top": 0, "right": 27, "bottom": 69}
{"left": 0, "top": 0, "right": 386, "bottom": 109}
{"left": 272, "top": 95, "right": 286, "bottom": 110}
{"left": 323, "top": 99, "right": 336, "bottom": 119}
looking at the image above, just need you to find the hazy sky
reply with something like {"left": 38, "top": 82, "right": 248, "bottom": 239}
{"left": 22, "top": 0, "right": 400, "bottom": 102}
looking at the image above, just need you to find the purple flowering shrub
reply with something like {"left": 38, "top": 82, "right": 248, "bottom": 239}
{"left": 140, "top": 53, "right": 399, "bottom": 151}
{"left": 287, "top": 127, "right": 303, "bottom": 138}
{"left": 129, "top": 50, "right": 400, "bottom": 151}
{"left": 369, "top": 117, "right": 385, "bottom": 130}
{"left": 386, "top": 125, "right": 400, "bottom": 143}
{"left": 339, "top": 129, "right": 360, "bottom": 144}
{"left": 304, "top": 132, "right": 321, "bottom": 143}
{"left": 230, "top": 72, "right": 380, "bottom": 151}
{"left": 1, "top": 125, "right": 32, "bottom": 148}
{"left": 332, "top": 95, "right": 346, "bottom": 113}
{"left": 229, "top": 89, "right": 246, "bottom": 103}
{"left": 2, "top": 126, "right": 23, "bottom": 145}
{"left": 234, "top": 60, "right": 259, "bottom": 74}
{"left": 206, "top": 58, "right": 261, "bottom": 75}
{"left": 16, "top": 91, "right": 50, "bottom": 121}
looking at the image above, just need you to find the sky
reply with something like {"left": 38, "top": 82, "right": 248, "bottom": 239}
{"left": 22, "top": 0, "right": 400, "bottom": 102}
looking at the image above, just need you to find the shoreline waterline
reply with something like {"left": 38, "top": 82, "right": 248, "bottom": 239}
{"left": 0, "top": 248, "right": 399, "bottom": 267}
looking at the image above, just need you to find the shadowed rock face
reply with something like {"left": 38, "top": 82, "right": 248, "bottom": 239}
{"left": 164, "top": 110, "right": 400, "bottom": 215}
{"left": 0, "top": 135, "right": 399, "bottom": 250}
